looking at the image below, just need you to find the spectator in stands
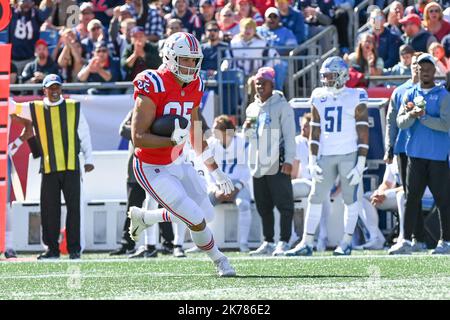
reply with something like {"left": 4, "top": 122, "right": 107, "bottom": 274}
{"left": 121, "top": 26, "right": 162, "bottom": 81}
{"left": 144, "top": 0, "right": 166, "bottom": 42}
{"left": 393, "top": 53, "right": 450, "bottom": 255}
{"left": 367, "top": 8, "right": 403, "bottom": 69}
{"left": 78, "top": 42, "right": 118, "bottom": 94}
{"left": 345, "top": 33, "right": 384, "bottom": 83}
{"left": 291, "top": 113, "right": 330, "bottom": 251}
{"left": 21, "top": 39, "right": 60, "bottom": 84}
{"left": 205, "top": 115, "right": 253, "bottom": 252}
{"left": 161, "top": 0, "right": 174, "bottom": 15}
{"left": 257, "top": 7, "right": 297, "bottom": 90}
{"left": 42, "top": 0, "right": 77, "bottom": 31}
{"left": 400, "top": 13, "right": 438, "bottom": 53}
{"left": 297, "top": 0, "right": 332, "bottom": 40}
{"left": 159, "top": 18, "right": 183, "bottom": 52}
{"left": 235, "top": 0, "right": 265, "bottom": 26}
{"left": 405, "top": 0, "right": 433, "bottom": 19}
{"left": 201, "top": 21, "right": 231, "bottom": 79}
{"left": 244, "top": 67, "right": 296, "bottom": 257}
{"left": 110, "top": 16, "right": 137, "bottom": 61}
{"left": 199, "top": 0, "right": 217, "bottom": 31}
{"left": 383, "top": 44, "right": 415, "bottom": 87}
{"left": 8, "top": 0, "right": 53, "bottom": 74}
{"left": 108, "top": 4, "right": 135, "bottom": 46}
{"left": 230, "top": 18, "right": 278, "bottom": 78}
{"left": 333, "top": 1, "right": 353, "bottom": 49}
{"left": 56, "top": 29, "right": 84, "bottom": 83}
{"left": 86, "top": 0, "right": 123, "bottom": 27}
{"left": 428, "top": 42, "right": 450, "bottom": 77}
{"left": 82, "top": 19, "right": 105, "bottom": 60}
{"left": 276, "top": 0, "right": 306, "bottom": 45}
{"left": 10, "top": 74, "right": 94, "bottom": 260}
{"left": 252, "top": 0, "right": 276, "bottom": 16}
{"left": 218, "top": 6, "right": 241, "bottom": 42}
{"left": 386, "top": 1, "right": 405, "bottom": 37}
{"left": 422, "top": 2, "right": 450, "bottom": 43}
{"left": 75, "top": 2, "right": 95, "bottom": 41}
{"left": 165, "top": 0, "right": 203, "bottom": 40}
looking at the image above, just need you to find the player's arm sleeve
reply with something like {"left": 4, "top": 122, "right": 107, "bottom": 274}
{"left": 9, "top": 101, "right": 32, "bottom": 121}
{"left": 78, "top": 109, "right": 94, "bottom": 165}
{"left": 419, "top": 94, "right": 450, "bottom": 132}
{"left": 396, "top": 92, "right": 416, "bottom": 129}
{"left": 280, "top": 101, "right": 296, "bottom": 165}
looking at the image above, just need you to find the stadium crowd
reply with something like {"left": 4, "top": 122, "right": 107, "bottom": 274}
{"left": 5, "top": 0, "right": 449, "bottom": 90}
{"left": 3, "top": 0, "right": 450, "bottom": 260}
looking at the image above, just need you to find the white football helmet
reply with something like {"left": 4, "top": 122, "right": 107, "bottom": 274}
{"left": 162, "top": 32, "right": 203, "bottom": 83}
{"left": 319, "top": 56, "right": 349, "bottom": 93}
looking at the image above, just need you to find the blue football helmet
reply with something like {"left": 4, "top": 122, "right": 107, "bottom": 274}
{"left": 319, "top": 56, "right": 349, "bottom": 91}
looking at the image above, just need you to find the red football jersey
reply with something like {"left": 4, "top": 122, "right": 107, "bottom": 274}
{"left": 133, "top": 67, "right": 205, "bottom": 165}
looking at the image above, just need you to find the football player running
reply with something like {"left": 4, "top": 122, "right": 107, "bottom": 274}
{"left": 128, "top": 32, "right": 236, "bottom": 276}
{"left": 285, "top": 56, "right": 369, "bottom": 256}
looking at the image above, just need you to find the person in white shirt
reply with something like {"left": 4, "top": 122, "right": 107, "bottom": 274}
{"left": 205, "top": 115, "right": 252, "bottom": 252}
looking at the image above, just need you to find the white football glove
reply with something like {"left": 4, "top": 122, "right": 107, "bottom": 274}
{"left": 346, "top": 156, "right": 367, "bottom": 186}
{"left": 211, "top": 168, "right": 235, "bottom": 195}
{"left": 308, "top": 155, "right": 324, "bottom": 183}
{"left": 171, "top": 118, "right": 190, "bottom": 145}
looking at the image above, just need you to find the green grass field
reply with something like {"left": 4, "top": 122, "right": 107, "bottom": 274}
{"left": 1, "top": 251, "right": 449, "bottom": 300}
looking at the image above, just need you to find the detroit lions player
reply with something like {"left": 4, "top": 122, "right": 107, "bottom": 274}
{"left": 285, "top": 56, "right": 369, "bottom": 256}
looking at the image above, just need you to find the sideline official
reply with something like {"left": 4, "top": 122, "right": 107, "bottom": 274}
{"left": 10, "top": 74, "right": 94, "bottom": 260}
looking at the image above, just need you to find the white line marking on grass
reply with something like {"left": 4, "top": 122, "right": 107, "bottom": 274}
{"left": 1, "top": 253, "right": 449, "bottom": 264}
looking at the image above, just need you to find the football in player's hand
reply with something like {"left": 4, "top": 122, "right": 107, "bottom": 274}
{"left": 150, "top": 115, "right": 189, "bottom": 137}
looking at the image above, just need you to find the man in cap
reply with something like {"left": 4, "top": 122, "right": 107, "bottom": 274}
{"left": 9, "top": 74, "right": 94, "bottom": 260}
{"left": 400, "top": 13, "right": 437, "bottom": 52}
{"left": 244, "top": 66, "right": 296, "bottom": 257}
{"left": 392, "top": 53, "right": 450, "bottom": 255}
{"left": 257, "top": 7, "right": 297, "bottom": 90}
{"left": 21, "top": 39, "right": 60, "bottom": 84}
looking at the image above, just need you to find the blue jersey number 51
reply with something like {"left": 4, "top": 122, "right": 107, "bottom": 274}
{"left": 324, "top": 106, "right": 343, "bottom": 132}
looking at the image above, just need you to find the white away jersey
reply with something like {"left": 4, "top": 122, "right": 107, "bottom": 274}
{"left": 309, "top": 87, "right": 368, "bottom": 156}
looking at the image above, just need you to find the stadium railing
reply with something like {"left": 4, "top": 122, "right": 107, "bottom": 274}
{"left": 289, "top": 26, "right": 340, "bottom": 99}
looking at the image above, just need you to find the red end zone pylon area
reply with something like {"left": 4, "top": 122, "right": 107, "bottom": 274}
{"left": 0, "top": 0, "right": 12, "bottom": 253}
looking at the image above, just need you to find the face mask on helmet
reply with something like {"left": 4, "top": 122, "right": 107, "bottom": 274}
{"left": 320, "top": 72, "right": 340, "bottom": 88}
{"left": 319, "top": 57, "right": 349, "bottom": 92}
{"left": 163, "top": 32, "right": 204, "bottom": 83}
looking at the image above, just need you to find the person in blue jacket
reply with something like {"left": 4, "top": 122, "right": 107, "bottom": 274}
{"left": 390, "top": 53, "right": 450, "bottom": 255}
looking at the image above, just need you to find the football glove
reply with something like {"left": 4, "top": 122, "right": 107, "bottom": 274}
{"left": 308, "top": 155, "right": 324, "bottom": 183}
{"left": 211, "top": 168, "right": 235, "bottom": 195}
{"left": 346, "top": 156, "right": 366, "bottom": 186}
{"left": 171, "top": 118, "right": 190, "bottom": 145}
